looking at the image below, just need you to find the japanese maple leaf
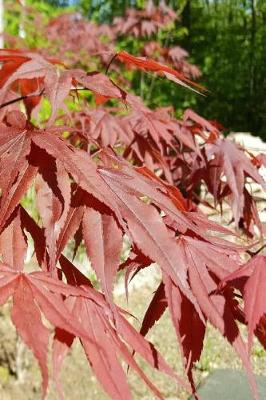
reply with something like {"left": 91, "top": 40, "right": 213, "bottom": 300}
{"left": 20, "top": 77, "right": 44, "bottom": 118}
{"left": 82, "top": 207, "right": 123, "bottom": 304}
{"left": 19, "top": 206, "right": 47, "bottom": 268}
{"left": 119, "top": 246, "right": 152, "bottom": 300}
{"left": 116, "top": 51, "right": 205, "bottom": 93}
{"left": 50, "top": 69, "right": 127, "bottom": 121}
{"left": 183, "top": 108, "right": 219, "bottom": 141}
{"left": 164, "top": 276, "right": 205, "bottom": 396}
{"left": 124, "top": 105, "right": 176, "bottom": 149}
{"left": 0, "top": 49, "right": 28, "bottom": 87}
{"left": 85, "top": 108, "right": 131, "bottom": 147}
{"left": 133, "top": 233, "right": 243, "bottom": 394}
{"left": 0, "top": 205, "right": 111, "bottom": 397}
{"left": 123, "top": 105, "right": 200, "bottom": 183}
{"left": 177, "top": 235, "right": 258, "bottom": 399}
{"left": 44, "top": 70, "right": 73, "bottom": 125}
{"left": 238, "top": 187, "right": 262, "bottom": 236}
{"left": 0, "top": 119, "right": 124, "bottom": 275}
{"left": 124, "top": 133, "right": 174, "bottom": 184}
{"left": 0, "top": 207, "right": 27, "bottom": 271}
{"left": 119, "top": 224, "right": 253, "bottom": 396}
{"left": 98, "top": 151, "right": 237, "bottom": 243}
{"left": 0, "top": 112, "right": 38, "bottom": 232}
{"left": 113, "top": 1, "right": 176, "bottom": 38}
{"left": 255, "top": 314, "right": 266, "bottom": 351}
{"left": 0, "top": 136, "right": 73, "bottom": 272}
{"left": 55, "top": 186, "right": 86, "bottom": 262}
{"left": 52, "top": 256, "right": 190, "bottom": 400}
{"left": 35, "top": 159, "right": 71, "bottom": 270}
{"left": 71, "top": 70, "right": 126, "bottom": 102}
{"left": 168, "top": 46, "right": 189, "bottom": 62}
{"left": 139, "top": 282, "right": 168, "bottom": 338}
{"left": 98, "top": 159, "right": 202, "bottom": 310}
{"left": 0, "top": 265, "right": 100, "bottom": 397}
{"left": 31, "top": 130, "right": 125, "bottom": 230}
{"left": 45, "top": 13, "right": 115, "bottom": 69}
{"left": 114, "top": 12, "right": 157, "bottom": 38}
{"left": 0, "top": 49, "right": 62, "bottom": 114}
{"left": 223, "top": 255, "right": 266, "bottom": 353}
{"left": 207, "top": 138, "right": 266, "bottom": 224}
{"left": 0, "top": 50, "right": 126, "bottom": 121}
{"left": 53, "top": 295, "right": 133, "bottom": 400}
{"left": 23, "top": 131, "right": 125, "bottom": 274}
{"left": 244, "top": 256, "right": 266, "bottom": 350}
{"left": 141, "top": 42, "right": 201, "bottom": 80}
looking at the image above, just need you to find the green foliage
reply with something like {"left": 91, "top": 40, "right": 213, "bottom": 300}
{"left": 4, "top": 0, "right": 73, "bottom": 49}
{"left": 78, "top": 0, "right": 143, "bottom": 23}
{"left": 179, "top": 0, "right": 266, "bottom": 138}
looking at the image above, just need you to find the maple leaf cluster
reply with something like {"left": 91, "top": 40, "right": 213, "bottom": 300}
{"left": 113, "top": 0, "right": 177, "bottom": 38}
{"left": 44, "top": 13, "right": 115, "bottom": 69}
{"left": 5, "top": 1, "right": 199, "bottom": 80}
{"left": 0, "top": 3, "right": 265, "bottom": 400}
{"left": 141, "top": 41, "right": 201, "bottom": 79}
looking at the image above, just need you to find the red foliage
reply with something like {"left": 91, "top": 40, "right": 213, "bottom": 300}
{"left": 0, "top": 13, "right": 265, "bottom": 400}
{"left": 141, "top": 41, "right": 201, "bottom": 79}
{"left": 113, "top": 0, "right": 177, "bottom": 38}
{"left": 116, "top": 50, "right": 204, "bottom": 92}
{"left": 45, "top": 13, "right": 115, "bottom": 68}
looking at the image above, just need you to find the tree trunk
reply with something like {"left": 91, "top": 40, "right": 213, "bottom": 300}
{"left": 249, "top": 0, "right": 256, "bottom": 96}
{"left": 19, "top": 0, "right": 26, "bottom": 39}
{"left": 0, "top": 0, "right": 4, "bottom": 48}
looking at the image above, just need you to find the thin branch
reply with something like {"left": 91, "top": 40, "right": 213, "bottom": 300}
{"left": 0, "top": 89, "right": 45, "bottom": 109}
{"left": 0, "top": 87, "right": 92, "bottom": 110}
{"left": 105, "top": 52, "right": 118, "bottom": 75}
